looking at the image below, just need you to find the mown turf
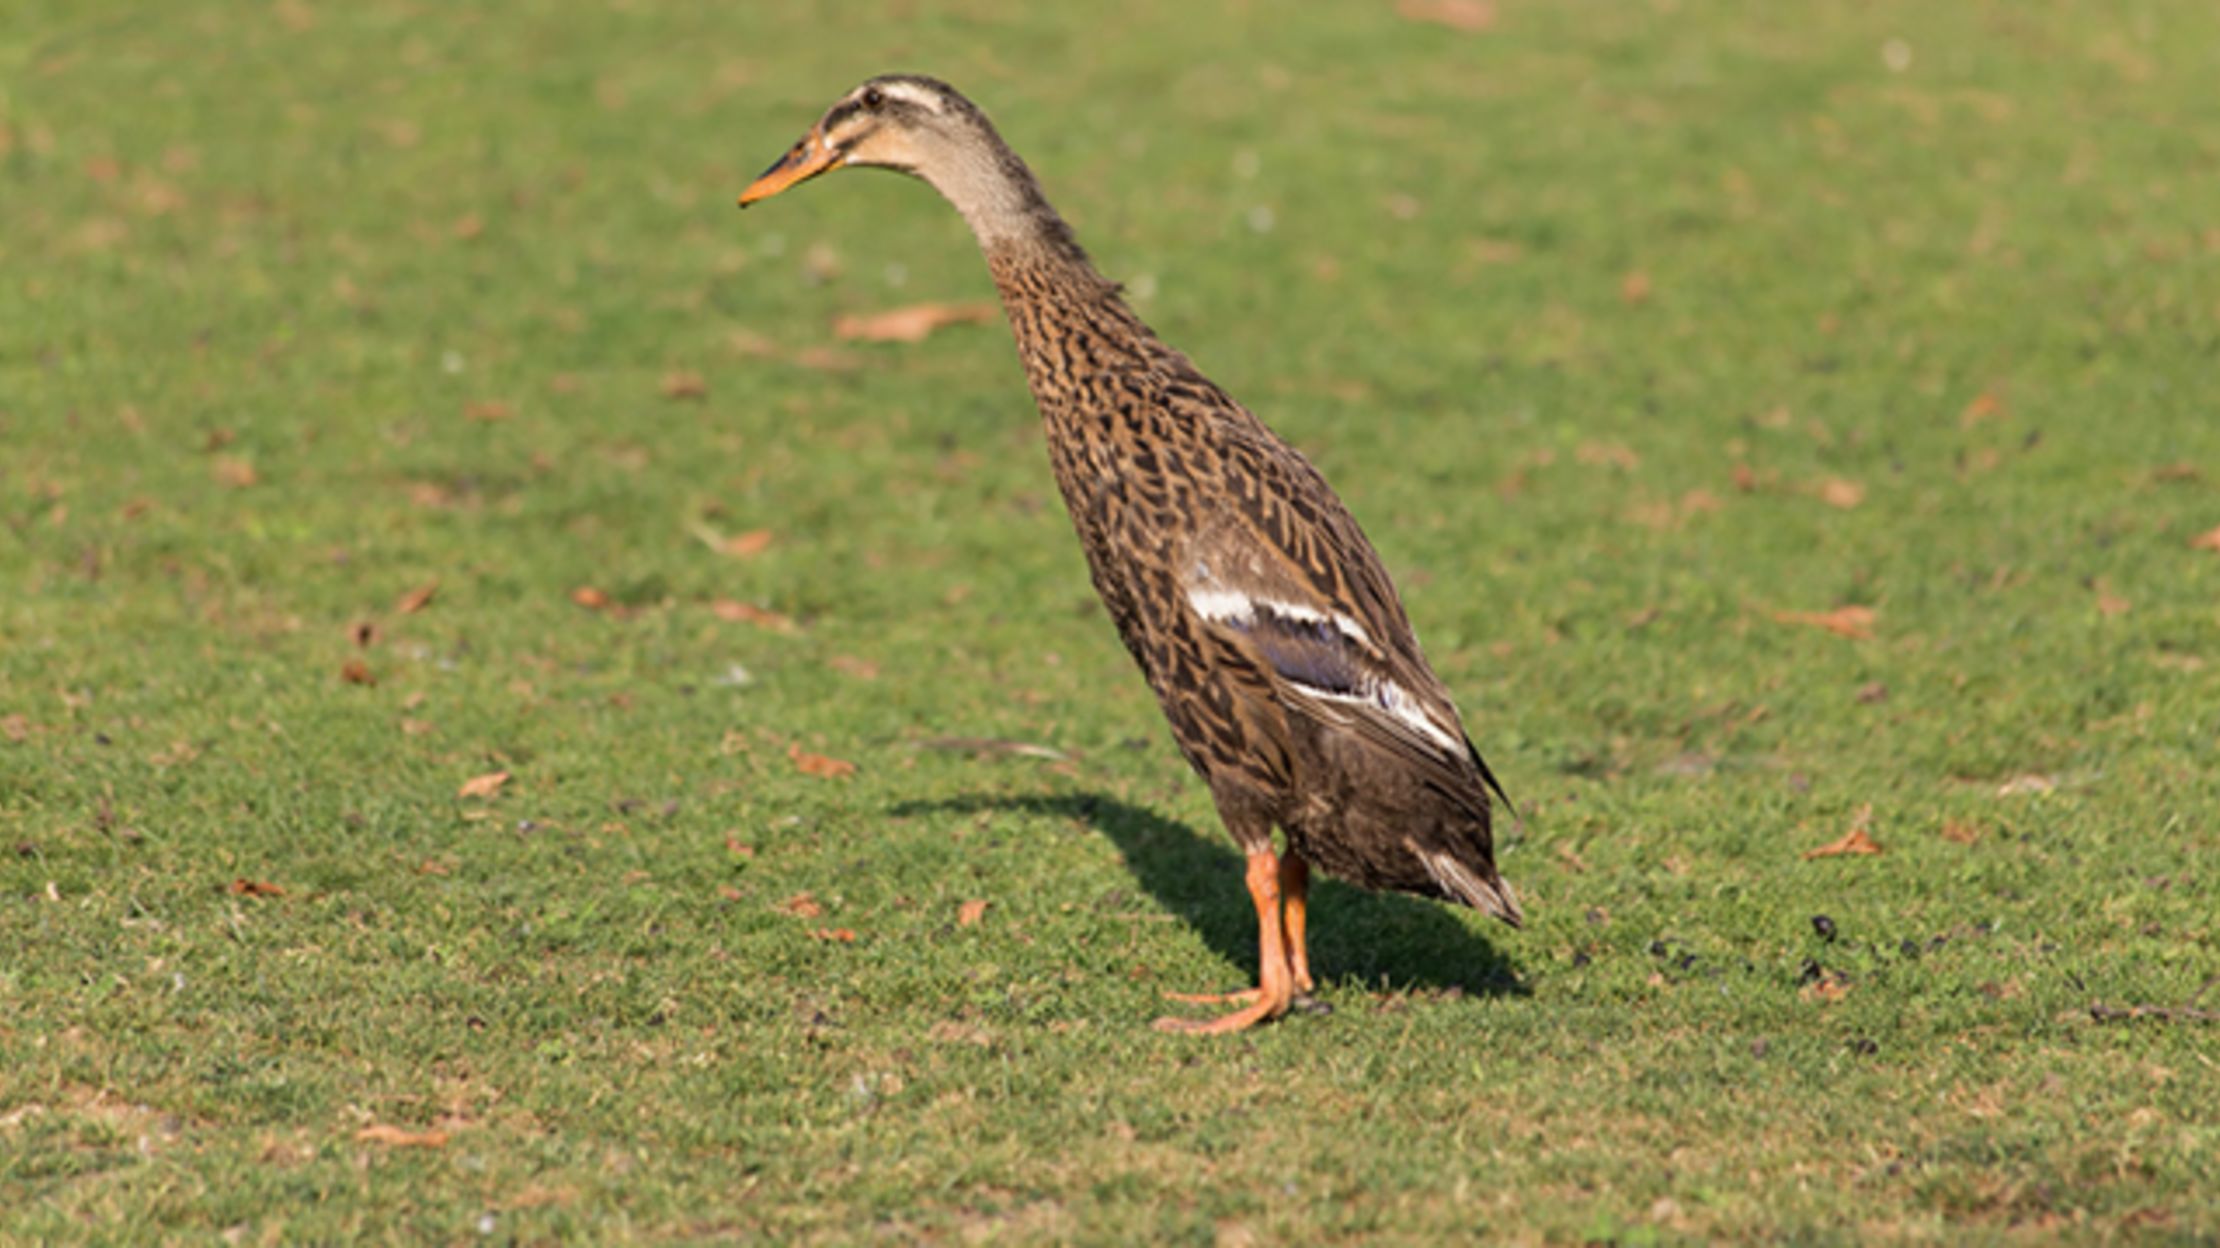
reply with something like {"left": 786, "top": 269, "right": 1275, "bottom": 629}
{"left": 5, "top": 1, "right": 2219, "bottom": 1241}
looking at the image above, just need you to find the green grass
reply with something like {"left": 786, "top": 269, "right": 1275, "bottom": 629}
{"left": 6, "top": 1, "right": 2219, "bottom": 1240}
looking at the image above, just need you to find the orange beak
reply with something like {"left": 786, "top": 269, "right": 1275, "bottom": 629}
{"left": 738, "top": 127, "right": 843, "bottom": 207}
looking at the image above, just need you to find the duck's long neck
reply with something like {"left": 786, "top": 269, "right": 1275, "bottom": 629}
{"left": 918, "top": 139, "right": 1157, "bottom": 411}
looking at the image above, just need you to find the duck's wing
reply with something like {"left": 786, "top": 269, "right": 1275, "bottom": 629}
{"left": 1178, "top": 423, "right": 1507, "bottom": 816}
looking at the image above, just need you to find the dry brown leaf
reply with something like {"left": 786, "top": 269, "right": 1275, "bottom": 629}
{"left": 723, "top": 836, "right": 755, "bottom": 859}
{"left": 339, "top": 659, "right": 375, "bottom": 686}
{"left": 1731, "top": 462, "right": 1759, "bottom": 493}
{"left": 463, "top": 399, "right": 510, "bottom": 422}
{"left": 212, "top": 457, "right": 258, "bottom": 489}
{"left": 958, "top": 899, "right": 989, "bottom": 927}
{"left": 416, "top": 859, "right": 451, "bottom": 876}
{"left": 451, "top": 213, "right": 484, "bottom": 242}
{"left": 229, "top": 878, "right": 286, "bottom": 897}
{"left": 1395, "top": 0, "right": 1497, "bottom": 31}
{"left": 717, "top": 884, "right": 743, "bottom": 901}
{"left": 1800, "top": 977, "right": 1851, "bottom": 1004}
{"left": 1960, "top": 391, "right": 2007, "bottom": 427}
{"left": 2190, "top": 524, "right": 2220, "bottom": 552}
{"left": 929, "top": 1019, "right": 994, "bottom": 1047}
{"left": 778, "top": 892, "right": 824, "bottom": 918}
{"left": 660, "top": 370, "right": 708, "bottom": 400}
{"left": 356, "top": 1124, "right": 450, "bottom": 1149}
{"left": 810, "top": 927, "right": 857, "bottom": 943}
{"left": 1774, "top": 606, "right": 1877, "bottom": 640}
{"left": 1818, "top": 478, "right": 1866, "bottom": 509}
{"left": 1680, "top": 488, "right": 1724, "bottom": 515}
{"left": 1997, "top": 773, "right": 2055, "bottom": 796}
{"left": 1940, "top": 819, "right": 1984, "bottom": 845}
{"left": 2094, "top": 579, "right": 2131, "bottom": 617}
{"left": 394, "top": 581, "right": 439, "bottom": 614}
{"left": 1619, "top": 269, "right": 1652, "bottom": 306}
{"left": 710, "top": 598, "right": 797, "bottom": 634}
{"left": 789, "top": 744, "right": 856, "bottom": 779}
{"left": 1803, "top": 827, "right": 1883, "bottom": 859}
{"left": 721, "top": 529, "right": 774, "bottom": 558}
{"left": 828, "top": 655, "right": 880, "bottom": 680}
{"left": 1, "top": 714, "right": 29, "bottom": 743}
{"left": 832, "top": 302, "right": 998, "bottom": 344}
{"left": 456, "top": 770, "right": 511, "bottom": 799}
{"left": 570, "top": 586, "right": 611, "bottom": 610}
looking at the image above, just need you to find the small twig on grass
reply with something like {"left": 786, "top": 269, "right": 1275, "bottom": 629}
{"left": 2088, "top": 1001, "right": 2220, "bottom": 1025}
{"left": 2087, "top": 974, "right": 2220, "bottom": 1023}
{"left": 916, "top": 736, "right": 1069, "bottom": 761}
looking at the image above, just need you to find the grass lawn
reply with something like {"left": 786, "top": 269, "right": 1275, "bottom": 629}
{"left": 6, "top": 1, "right": 2219, "bottom": 1241}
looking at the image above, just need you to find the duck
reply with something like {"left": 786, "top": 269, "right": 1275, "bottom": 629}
{"left": 740, "top": 74, "right": 1521, "bottom": 1034}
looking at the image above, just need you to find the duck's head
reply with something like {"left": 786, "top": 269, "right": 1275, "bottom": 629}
{"left": 739, "top": 74, "right": 997, "bottom": 207}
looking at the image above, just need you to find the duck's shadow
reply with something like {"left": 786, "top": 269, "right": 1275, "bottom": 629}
{"left": 892, "top": 790, "right": 1527, "bottom": 998}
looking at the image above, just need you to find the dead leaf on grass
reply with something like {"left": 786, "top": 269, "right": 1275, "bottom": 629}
{"left": 394, "top": 581, "right": 439, "bottom": 614}
{"left": 721, "top": 529, "right": 774, "bottom": 558}
{"left": 339, "top": 659, "right": 375, "bottom": 686}
{"left": 789, "top": 744, "right": 856, "bottom": 779}
{"left": 1940, "top": 819, "right": 1984, "bottom": 845}
{"left": 1774, "top": 605, "right": 1877, "bottom": 640}
{"left": 710, "top": 598, "right": 797, "bottom": 634}
{"left": 355, "top": 1124, "right": 450, "bottom": 1149}
{"left": 1960, "top": 391, "right": 2007, "bottom": 427}
{"left": 2, "top": 714, "right": 29, "bottom": 742}
{"left": 463, "top": 399, "right": 512, "bottom": 422}
{"left": 958, "top": 899, "right": 989, "bottom": 927}
{"left": 228, "top": 878, "right": 286, "bottom": 897}
{"left": 2094, "top": 579, "right": 2131, "bottom": 617}
{"left": 1818, "top": 477, "right": 1866, "bottom": 509}
{"left": 212, "top": 457, "right": 258, "bottom": 488}
{"left": 1997, "top": 773, "right": 2056, "bottom": 796}
{"left": 1800, "top": 976, "right": 1851, "bottom": 1004}
{"left": 810, "top": 927, "right": 857, "bottom": 943}
{"left": 660, "top": 371, "right": 708, "bottom": 400}
{"left": 1804, "top": 809, "right": 1883, "bottom": 860}
{"left": 832, "top": 302, "right": 997, "bottom": 344}
{"left": 2190, "top": 524, "right": 2220, "bottom": 553}
{"left": 1394, "top": 0, "right": 1497, "bottom": 31}
{"left": 1618, "top": 269, "right": 1651, "bottom": 306}
{"left": 828, "top": 655, "right": 880, "bottom": 680}
{"left": 778, "top": 892, "right": 824, "bottom": 918}
{"left": 456, "top": 770, "right": 511, "bottom": 799}
{"left": 570, "top": 586, "right": 611, "bottom": 610}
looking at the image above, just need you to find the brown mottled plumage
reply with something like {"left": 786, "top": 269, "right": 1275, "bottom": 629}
{"left": 742, "top": 75, "right": 1520, "bottom": 1033}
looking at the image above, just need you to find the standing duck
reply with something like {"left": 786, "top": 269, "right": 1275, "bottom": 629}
{"left": 741, "top": 75, "right": 1521, "bottom": 1034}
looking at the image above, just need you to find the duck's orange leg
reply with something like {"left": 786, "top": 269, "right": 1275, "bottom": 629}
{"left": 1153, "top": 849, "right": 1295, "bottom": 1034}
{"left": 1281, "top": 850, "right": 1314, "bottom": 995}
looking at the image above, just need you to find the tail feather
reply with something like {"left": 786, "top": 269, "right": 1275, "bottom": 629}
{"left": 1412, "top": 842, "right": 1523, "bottom": 929}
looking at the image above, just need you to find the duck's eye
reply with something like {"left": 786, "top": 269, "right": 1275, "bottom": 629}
{"left": 861, "top": 86, "right": 885, "bottom": 109}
